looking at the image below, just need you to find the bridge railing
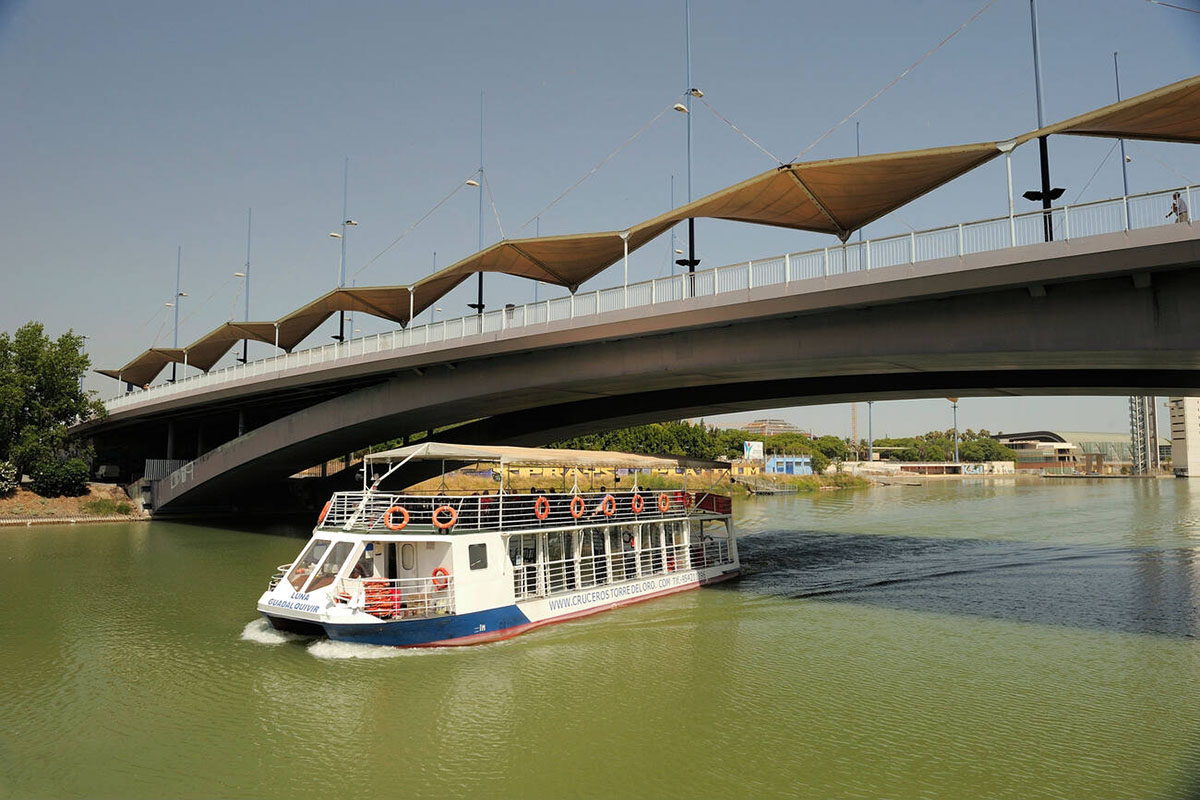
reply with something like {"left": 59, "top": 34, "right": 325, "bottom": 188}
{"left": 107, "top": 185, "right": 1195, "bottom": 412}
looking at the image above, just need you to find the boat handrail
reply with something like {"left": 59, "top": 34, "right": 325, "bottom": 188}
{"left": 512, "top": 538, "right": 733, "bottom": 600}
{"left": 333, "top": 574, "right": 455, "bottom": 619}
{"left": 319, "top": 489, "right": 730, "bottom": 533}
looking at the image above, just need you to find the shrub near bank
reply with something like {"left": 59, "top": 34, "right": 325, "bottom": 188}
{"left": 0, "top": 322, "right": 105, "bottom": 498}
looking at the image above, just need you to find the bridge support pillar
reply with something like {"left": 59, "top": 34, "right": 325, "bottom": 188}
{"left": 166, "top": 422, "right": 176, "bottom": 461}
{"left": 237, "top": 410, "right": 245, "bottom": 438}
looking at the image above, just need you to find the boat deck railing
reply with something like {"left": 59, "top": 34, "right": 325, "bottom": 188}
{"left": 321, "top": 489, "right": 732, "bottom": 533}
{"left": 105, "top": 184, "right": 1196, "bottom": 414}
{"left": 333, "top": 575, "right": 455, "bottom": 620}
{"left": 513, "top": 538, "right": 733, "bottom": 601}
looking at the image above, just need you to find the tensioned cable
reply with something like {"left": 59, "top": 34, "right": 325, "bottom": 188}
{"left": 353, "top": 169, "right": 482, "bottom": 280}
{"left": 514, "top": 97, "right": 682, "bottom": 235}
{"left": 695, "top": 96, "right": 783, "bottom": 165}
{"left": 1071, "top": 140, "right": 1121, "bottom": 204}
{"left": 1143, "top": 148, "right": 1197, "bottom": 184}
{"left": 482, "top": 168, "right": 506, "bottom": 240}
{"left": 790, "top": 0, "right": 999, "bottom": 163}
{"left": 1144, "top": 0, "right": 1200, "bottom": 15}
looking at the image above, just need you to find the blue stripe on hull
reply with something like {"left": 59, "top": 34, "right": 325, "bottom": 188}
{"left": 323, "top": 605, "right": 531, "bottom": 647}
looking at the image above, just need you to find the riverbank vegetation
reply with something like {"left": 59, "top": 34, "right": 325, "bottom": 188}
{"left": 0, "top": 322, "right": 103, "bottom": 499}
{"left": 0, "top": 483, "right": 139, "bottom": 521}
{"left": 871, "top": 429, "right": 1018, "bottom": 462}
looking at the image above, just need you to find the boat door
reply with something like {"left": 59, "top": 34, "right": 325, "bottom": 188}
{"left": 398, "top": 540, "right": 419, "bottom": 586}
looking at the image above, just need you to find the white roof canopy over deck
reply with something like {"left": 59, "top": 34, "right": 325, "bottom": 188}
{"left": 363, "top": 441, "right": 728, "bottom": 472}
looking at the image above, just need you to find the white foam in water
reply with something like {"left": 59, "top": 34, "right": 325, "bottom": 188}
{"left": 306, "top": 639, "right": 407, "bottom": 660}
{"left": 240, "top": 618, "right": 303, "bottom": 645}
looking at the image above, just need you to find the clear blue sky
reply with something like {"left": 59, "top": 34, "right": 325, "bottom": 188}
{"left": 2, "top": 0, "right": 1199, "bottom": 439}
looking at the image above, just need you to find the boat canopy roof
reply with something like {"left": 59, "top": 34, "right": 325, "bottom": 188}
{"left": 363, "top": 441, "right": 728, "bottom": 471}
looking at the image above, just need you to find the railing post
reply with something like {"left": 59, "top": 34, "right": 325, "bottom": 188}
{"left": 747, "top": 260, "right": 753, "bottom": 290}
{"left": 570, "top": 292, "right": 575, "bottom": 319}
{"left": 1122, "top": 193, "right": 1130, "bottom": 232}
{"left": 784, "top": 252, "right": 791, "bottom": 283}
{"left": 823, "top": 247, "right": 829, "bottom": 277}
{"left": 957, "top": 223, "right": 964, "bottom": 256}
{"left": 545, "top": 298, "right": 551, "bottom": 323}
{"left": 910, "top": 231, "right": 916, "bottom": 264}
{"left": 1063, "top": 203, "right": 1071, "bottom": 240}
{"left": 651, "top": 278, "right": 656, "bottom": 304}
{"left": 865, "top": 240, "right": 871, "bottom": 271}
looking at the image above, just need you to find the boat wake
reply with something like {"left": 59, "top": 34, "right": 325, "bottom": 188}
{"left": 306, "top": 639, "right": 409, "bottom": 660}
{"left": 240, "top": 618, "right": 304, "bottom": 645}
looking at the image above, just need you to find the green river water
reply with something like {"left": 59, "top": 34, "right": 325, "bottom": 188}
{"left": 4, "top": 478, "right": 1200, "bottom": 799}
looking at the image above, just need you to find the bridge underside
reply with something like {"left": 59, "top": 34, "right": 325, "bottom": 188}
{"left": 79, "top": 225, "right": 1200, "bottom": 516}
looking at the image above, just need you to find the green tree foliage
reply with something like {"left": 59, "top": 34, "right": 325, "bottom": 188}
{"left": 555, "top": 421, "right": 834, "bottom": 472}
{"left": 0, "top": 460, "right": 16, "bottom": 496}
{"left": 872, "top": 428, "right": 1016, "bottom": 463}
{"left": 0, "top": 322, "right": 105, "bottom": 490}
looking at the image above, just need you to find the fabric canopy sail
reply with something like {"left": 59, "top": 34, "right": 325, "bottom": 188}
{"left": 1020, "top": 74, "right": 1200, "bottom": 146}
{"left": 101, "top": 75, "right": 1200, "bottom": 387}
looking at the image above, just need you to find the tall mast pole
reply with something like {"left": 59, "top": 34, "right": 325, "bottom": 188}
{"left": 1029, "top": 0, "right": 1056, "bottom": 242}
{"left": 172, "top": 245, "right": 181, "bottom": 382}
{"left": 1114, "top": 52, "right": 1130, "bottom": 198}
{"left": 339, "top": 157, "right": 348, "bottom": 340}
{"left": 242, "top": 207, "right": 252, "bottom": 363}
{"left": 675, "top": 0, "right": 700, "bottom": 285}
{"left": 471, "top": 92, "right": 486, "bottom": 315}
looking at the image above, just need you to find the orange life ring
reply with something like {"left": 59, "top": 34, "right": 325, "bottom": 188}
{"left": 384, "top": 505, "right": 409, "bottom": 531}
{"left": 597, "top": 494, "right": 616, "bottom": 517}
{"left": 432, "top": 505, "right": 458, "bottom": 529}
{"left": 631, "top": 493, "right": 645, "bottom": 514}
{"left": 570, "top": 495, "right": 585, "bottom": 519}
{"left": 318, "top": 500, "right": 332, "bottom": 524}
{"left": 431, "top": 567, "right": 451, "bottom": 590}
{"left": 657, "top": 493, "right": 670, "bottom": 513}
{"left": 534, "top": 495, "right": 551, "bottom": 520}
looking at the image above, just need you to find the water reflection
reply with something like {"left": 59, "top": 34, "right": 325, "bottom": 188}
{"left": 736, "top": 479, "right": 1200, "bottom": 639}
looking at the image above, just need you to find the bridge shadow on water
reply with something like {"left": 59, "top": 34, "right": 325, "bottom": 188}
{"left": 728, "top": 530, "right": 1200, "bottom": 640}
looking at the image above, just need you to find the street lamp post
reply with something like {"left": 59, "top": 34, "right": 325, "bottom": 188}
{"left": 949, "top": 398, "right": 960, "bottom": 462}
{"left": 468, "top": 92, "right": 486, "bottom": 316}
{"left": 329, "top": 158, "right": 357, "bottom": 342}
{"left": 673, "top": 2, "right": 701, "bottom": 289}
{"left": 466, "top": 173, "right": 484, "bottom": 314}
{"left": 867, "top": 400, "right": 874, "bottom": 464}
{"left": 1021, "top": 0, "right": 1064, "bottom": 242}
{"left": 170, "top": 246, "right": 187, "bottom": 383}
{"left": 236, "top": 207, "right": 252, "bottom": 363}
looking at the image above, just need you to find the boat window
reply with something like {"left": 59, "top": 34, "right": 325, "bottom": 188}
{"left": 401, "top": 543, "right": 415, "bottom": 571}
{"left": 469, "top": 543, "right": 488, "bottom": 570}
{"left": 286, "top": 539, "right": 330, "bottom": 591}
{"left": 303, "top": 541, "right": 354, "bottom": 592}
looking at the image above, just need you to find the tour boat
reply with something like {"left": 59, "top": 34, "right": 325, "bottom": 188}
{"left": 256, "top": 442, "right": 739, "bottom": 647}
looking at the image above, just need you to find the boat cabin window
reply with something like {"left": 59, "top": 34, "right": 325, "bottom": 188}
{"left": 287, "top": 539, "right": 331, "bottom": 591}
{"left": 401, "top": 543, "right": 415, "bottom": 571}
{"left": 303, "top": 541, "right": 354, "bottom": 592}
{"left": 469, "top": 543, "right": 488, "bottom": 570}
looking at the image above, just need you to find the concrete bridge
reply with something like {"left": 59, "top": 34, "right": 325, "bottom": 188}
{"left": 77, "top": 187, "right": 1200, "bottom": 514}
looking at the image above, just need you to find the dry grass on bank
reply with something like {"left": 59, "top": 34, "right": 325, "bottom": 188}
{"left": 0, "top": 483, "right": 144, "bottom": 521}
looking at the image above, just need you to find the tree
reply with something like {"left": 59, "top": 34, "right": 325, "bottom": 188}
{"left": 0, "top": 322, "right": 105, "bottom": 488}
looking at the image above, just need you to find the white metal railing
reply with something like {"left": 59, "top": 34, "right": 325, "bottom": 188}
{"left": 108, "top": 185, "right": 1196, "bottom": 413}
{"left": 332, "top": 575, "right": 455, "bottom": 619}
{"left": 267, "top": 562, "right": 293, "bottom": 591}
{"left": 319, "top": 489, "right": 731, "bottom": 533}
{"left": 512, "top": 538, "right": 732, "bottom": 600}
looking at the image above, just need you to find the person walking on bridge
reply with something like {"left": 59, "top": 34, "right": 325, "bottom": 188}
{"left": 1168, "top": 191, "right": 1189, "bottom": 224}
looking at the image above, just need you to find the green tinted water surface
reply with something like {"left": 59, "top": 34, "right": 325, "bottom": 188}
{"left": 3, "top": 479, "right": 1200, "bottom": 798}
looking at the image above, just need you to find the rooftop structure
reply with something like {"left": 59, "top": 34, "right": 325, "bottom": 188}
{"left": 740, "top": 419, "right": 804, "bottom": 437}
